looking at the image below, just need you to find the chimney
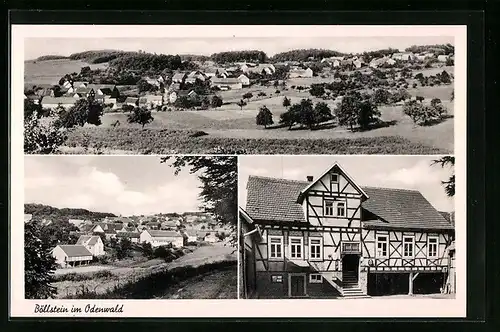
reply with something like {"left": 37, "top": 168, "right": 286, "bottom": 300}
{"left": 306, "top": 176, "right": 314, "bottom": 182}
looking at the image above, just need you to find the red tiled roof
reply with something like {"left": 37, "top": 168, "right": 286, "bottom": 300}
{"left": 246, "top": 175, "right": 453, "bottom": 231}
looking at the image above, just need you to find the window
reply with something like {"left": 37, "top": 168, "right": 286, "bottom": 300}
{"left": 376, "top": 235, "right": 389, "bottom": 258}
{"left": 324, "top": 200, "right": 334, "bottom": 216}
{"left": 403, "top": 236, "right": 415, "bottom": 258}
{"left": 309, "top": 274, "right": 322, "bottom": 283}
{"left": 331, "top": 173, "right": 339, "bottom": 183}
{"left": 428, "top": 236, "right": 439, "bottom": 258}
{"left": 342, "top": 242, "right": 360, "bottom": 253}
{"left": 309, "top": 237, "right": 323, "bottom": 260}
{"left": 269, "top": 236, "right": 283, "bottom": 259}
{"left": 272, "top": 275, "right": 283, "bottom": 283}
{"left": 336, "top": 202, "right": 346, "bottom": 217}
{"left": 289, "top": 237, "right": 303, "bottom": 259}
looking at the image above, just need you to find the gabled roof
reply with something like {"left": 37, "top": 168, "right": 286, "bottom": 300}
{"left": 211, "top": 77, "right": 241, "bottom": 84}
{"left": 246, "top": 174, "right": 453, "bottom": 231}
{"left": 239, "top": 206, "right": 254, "bottom": 225}
{"left": 56, "top": 245, "right": 93, "bottom": 257}
{"left": 116, "top": 232, "right": 140, "bottom": 238}
{"left": 298, "top": 163, "right": 369, "bottom": 203}
{"left": 172, "top": 73, "right": 187, "bottom": 80}
{"left": 361, "top": 187, "right": 453, "bottom": 230}
{"left": 41, "top": 96, "right": 78, "bottom": 105}
{"left": 76, "top": 235, "right": 100, "bottom": 246}
{"left": 124, "top": 97, "right": 138, "bottom": 103}
{"left": 144, "top": 230, "right": 182, "bottom": 238}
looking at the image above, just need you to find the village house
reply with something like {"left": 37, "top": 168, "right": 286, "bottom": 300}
{"left": 76, "top": 235, "right": 105, "bottom": 256}
{"left": 288, "top": 67, "right": 314, "bottom": 79}
{"left": 35, "top": 88, "right": 55, "bottom": 98}
{"left": 72, "top": 81, "right": 89, "bottom": 89}
{"left": 144, "top": 76, "right": 163, "bottom": 88}
{"left": 210, "top": 77, "right": 243, "bottom": 90}
{"left": 140, "top": 230, "right": 184, "bottom": 248}
{"left": 353, "top": 59, "right": 365, "bottom": 69}
{"left": 124, "top": 97, "right": 139, "bottom": 107}
{"left": 172, "top": 72, "right": 188, "bottom": 84}
{"left": 239, "top": 207, "right": 262, "bottom": 299}
{"left": 186, "top": 71, "right": 207, "bottom": 83}
{"left": 51, "top": 245, "right": 93, "bottom": 268}
{"left": 204, "top": 232, "right": 219, "bottom": 243}
{"left": 237, "top": 74, "right": 251, "bottom": 86}
{"left": 61, "top": 80, "right": 73, "bottom": 89}
{"left": 40, "top": 96, "right": 78, "bottom": 110}
{"left": 183, "top": 231, "right": 198, "bottom": 243}
{"left": 437, "top": 54, "right": 450, "bottom": 62}
{"left": 241, "top": 63, "right": 276, "bottom": 75}
{"left": 24, "top": 214, "right": 33, "bottom": 223}
{"left": 244, "top": 162, "right": 454, "bottom": 299}
{"left": 168, "top": 90, "right": 198, "bottom": 104}
{"left": 86, "top": 84, "right": 119, "bottom": 97}
{"left": 146, "top": 221, "right": 161, "bottom": 230}
{"left": 116, "top": 232, "right": 141, "bottom": 243}
{"left": 161, "top": 220, "right": 178, "bottom": 230}
{"left": 139, "top": 95, "right": 163, "bottom": 109}
{"left": 68, "top": 219, "right": 85, "bottom": 228}
{"left": 392, "top": 52, "right": 415, "bottom": 61}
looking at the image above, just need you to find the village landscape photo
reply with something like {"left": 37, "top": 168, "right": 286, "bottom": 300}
{"left": 239, "top": 155, "right": 456, "bottom": 299}
{"left": 24, "top": 155, "right": 238, "bottom": 299}
{"left": 23, "top": 35, "right": 455, "bottom": 155}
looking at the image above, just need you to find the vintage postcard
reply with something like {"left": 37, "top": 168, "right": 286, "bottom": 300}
{"left": 10, "top": 24, "right": 467, "bottom": 318}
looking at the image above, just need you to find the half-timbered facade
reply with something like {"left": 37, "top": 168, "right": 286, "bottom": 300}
{"left": 244, "top": 163, "right": 454, "bottom": 299}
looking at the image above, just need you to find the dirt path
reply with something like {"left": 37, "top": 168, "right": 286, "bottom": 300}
{"left": 160, "top": 266, "right": 237, "bottom": 299}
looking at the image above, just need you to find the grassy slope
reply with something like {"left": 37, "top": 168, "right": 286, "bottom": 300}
{"left": 24, "top": 59, "right": 108, "bottom": 85}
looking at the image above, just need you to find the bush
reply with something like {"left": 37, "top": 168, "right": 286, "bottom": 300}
{"left": 24, "top": 112, "right": 68, "bottom": 154}
{"left": 403, "top": 100, "right": 447, "bottom": 126}
{"left": 190, "top": 131, "right": 209, "bottom": 137}
{"left": 256, "top": 106, "right": 274, "bottom": 128}
{"left": 211, "top": 95, "right": 223, "bottom": 108}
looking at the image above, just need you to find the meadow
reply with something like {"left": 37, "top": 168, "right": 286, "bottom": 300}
{"left": 24, "top": 59, "right": 108, "bottom": 85}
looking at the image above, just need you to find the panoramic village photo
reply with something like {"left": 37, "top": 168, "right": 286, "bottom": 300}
{"left": 239, "top": 155, "right": 456, "bottom": 299}
{"left": 24, "top": 155, "right": 237, "bottom": 299}
{"left": 23, "top": 36, "right": 455, "bottom": 155}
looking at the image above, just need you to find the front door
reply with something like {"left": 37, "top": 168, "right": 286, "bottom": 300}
{"left": 289, "top": 274, "right": 306, "bottom": 297}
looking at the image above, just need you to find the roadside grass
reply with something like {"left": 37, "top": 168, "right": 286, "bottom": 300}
{"left": 63, "top": 127, "right": 446, "bottom": 154}
{"left": 63, "top": 260, "right": 237, "bottom": 299}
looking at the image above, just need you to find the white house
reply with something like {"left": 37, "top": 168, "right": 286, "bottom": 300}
{"left": 76, "top": 235, "right": 105, "bottom": 256}
{"left": 68, "top": 219, "right": 85, "bottom": 228}
{"left": 24, "top": 214, "right": 33, "bottom": 223}
{"left": 139, "top": 95, "right": 163, "bottom": 109}
{"left": 52, "top": 245, "right": 93, "bottom": 268}
{"left": 237, "top": 74, "right": 250, "bottom": 86}
{"left": 210, "top": 78, "right": 243, "bottom": 90}
{"left": 437, "top": 55, "right": 450, "bottom": 62}
{"left": 40, "top": 96, "right": 78, "bottom": 110}
{"left": 184, "top": 231, "right": 198, "bottom": 243}
{"left": 204, "top": 232, "right": 219, "bottom": 243}
{"left": 289, "top": 67, "right": 313, "bottom": 78}
{"left": 116, "top": 232, "right": 141, "bottom": 243}
{"left": 140, "top": 230, "right": 184, "bottom": 248}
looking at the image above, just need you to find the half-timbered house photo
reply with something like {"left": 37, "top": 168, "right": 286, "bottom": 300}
{"left": 239, "top": 155, "right": 456, "bottom": 299}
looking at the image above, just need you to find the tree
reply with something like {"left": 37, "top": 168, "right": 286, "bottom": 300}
{"left": 55, "top": 98, "right": 104, "bottom": 128}
{"left": 24, "top": 111, "right": 68, "bottom": 154}
{"left": 25, "top": 221, "right": 58, "bottom": 299}
{"left": 122, "top": 104, "right": 135, "bottom": 113}
{"left": 403, "top": 100, "right": 446, "bottom": 126}
{"left": 282, "top": 96, "right": 291, "bottom": 109}
{"left": 137, "top": 78, "right": 154, "bottom": 93}
{"left": 279, "top": 103, "right": 301, "bottom": 130}
{"left": 416, "top": 96, "right": 425, "bottom": 103}
{"left": 432, "top": 156, "right": 455, "bottom": 197}
{"left": 242, "top": 92, "right": 253, "bottom": 100}
{"left": 24, "top": 99, "right": 42, "bottom": 119}
{"left": 313, "top": 102, "right": 333, "bottom": 126}
{"left": 372, "top": 88, "right": 390, "bottom": 104}
{"left": 309, "top": 84, "right": 325, "bottom": 97}
{"left": 211, "top": 95, "right": 223, "bottom": 108}
{"left": 335, "top": 93, "right": 361, "bottom": 131}
{"left": 391, "top": 88, "right": 411, "bottom": 103}
{"left": 115, "top": 238, "right": 132, "bottom": 259}
{"left": 127, "top": 107, "right": 154, "bottom": 128}
{"left": 236, "top": 99, "right": 247, "bottom": 110}
{"left": 296, "top": 99, "right": 316, "bottom": 130}
{"left": 256, "top": 105, "right": 274, "bottom": 128}
{"left": 358, "top": 99, "right": 381, "bottom": 130}
{"left": 437, "top": 70, "right": 451, "bottom": 84}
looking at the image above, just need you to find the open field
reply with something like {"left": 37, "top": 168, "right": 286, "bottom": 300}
{"left": 52, "top": 244, "right": 236, "bottom": 299}
{"left": 24, "top": 59, "right": 108, "bottom": 86}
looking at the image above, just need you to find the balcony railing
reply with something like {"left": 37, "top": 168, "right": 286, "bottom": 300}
{"left": 342, "top": 242, "right": 361, "bottom": 254}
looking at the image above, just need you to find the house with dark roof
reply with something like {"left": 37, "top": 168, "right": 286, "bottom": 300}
{"left": 243, "top": 162, "right": 454, "bottom": 299}
{"left": 51, "top": 245, "right": 93, "bottom": 268}
{"left": 76, "top": 235, "right": 105, "bottom": 256}
{"left": 116, "top": 232, "right": 141, "bottom": 243}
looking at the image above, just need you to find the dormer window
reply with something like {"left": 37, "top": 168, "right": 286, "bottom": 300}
{"left": 331, "top": 173, "right": 339, "bottom": 184}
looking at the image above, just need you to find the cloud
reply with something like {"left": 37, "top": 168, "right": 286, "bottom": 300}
{"left": 24, "top": 158, "right": 203, "bottom": 216}
{"left": 370, "top": 159, "right": 448, "bottom": 188}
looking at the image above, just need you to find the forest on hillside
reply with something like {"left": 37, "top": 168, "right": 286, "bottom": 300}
{"left": 35, "top": 55, "right": 69, "bottom": 61}
{"left": 404, "top": 44, "right": 455, "bottom": 55}
{"left": 210, "top": 50, "right": 268, "bottom": 63}
{"left": 25, "top": 203, "right": 116, "bottom": 220}
{"left": 271, "top": 48, "right": 346, "bottom": 62}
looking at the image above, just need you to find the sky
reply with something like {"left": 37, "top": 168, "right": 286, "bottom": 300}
{"left": 24, "top": 156, "right": 204, "bottom": 216}
{"left": 24, "top": 36, "right": 454, "bottom": 60}
{"left": 239, "top": 156, "right": 454, "bottom": 212}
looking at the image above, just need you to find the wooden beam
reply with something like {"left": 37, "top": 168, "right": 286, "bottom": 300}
{"left": 412, "top": 272, "right": 420, "bottom": 281}
{"left": 408, "top": 272, "right": 414, "bottom": 295}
